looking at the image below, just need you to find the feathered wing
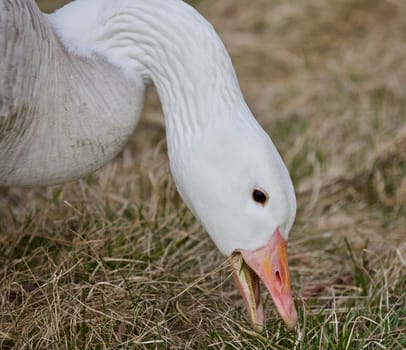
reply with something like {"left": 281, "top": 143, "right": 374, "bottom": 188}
{"left": 0, "top": 0, "right": 54, "bottom": 158}
{"left": 0, "top": 0, "right": 145, "bottom": 187}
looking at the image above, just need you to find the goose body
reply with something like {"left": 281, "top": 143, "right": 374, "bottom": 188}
{"left": 0, "top": 0, "right": 298, "bottom": 330}
{"left": 0, "top": 0, "right": 144, "bottom": 185}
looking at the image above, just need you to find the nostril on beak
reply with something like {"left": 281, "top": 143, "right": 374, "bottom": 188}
{"left": 275, "top": 270, "right": 282, "bottom": 289}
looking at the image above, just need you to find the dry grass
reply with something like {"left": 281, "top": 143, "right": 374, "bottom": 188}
{"left": 1, "top": 0, "right": 405, "bottom": 349}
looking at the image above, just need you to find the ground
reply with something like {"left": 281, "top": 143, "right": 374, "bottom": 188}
{"left": 0, "top": 0, "right": 405, "bottom": 349}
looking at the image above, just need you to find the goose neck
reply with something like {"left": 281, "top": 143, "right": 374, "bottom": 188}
{"left": 51, "top": 0, "right": 246, "bottom": 148}
{"left": 108, "top": 1, "right": 245, "bottom": 147}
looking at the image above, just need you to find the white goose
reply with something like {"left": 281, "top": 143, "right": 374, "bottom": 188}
{"left": 0, "top": 0, "right": 297, "bottom": 331}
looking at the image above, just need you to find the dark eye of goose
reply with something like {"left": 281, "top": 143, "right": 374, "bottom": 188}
{"left": 252, "top": 188, "right": 268, "bottom": 205}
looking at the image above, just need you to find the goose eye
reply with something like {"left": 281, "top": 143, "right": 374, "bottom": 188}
{"left": 252, "top": 188, "right": 268, "bottom": 205}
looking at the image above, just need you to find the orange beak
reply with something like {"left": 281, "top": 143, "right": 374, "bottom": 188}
{"left": 230, "top": 229, "right": 297, "bottom": 331}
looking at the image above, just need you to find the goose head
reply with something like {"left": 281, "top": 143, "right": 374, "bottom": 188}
{"left": 169, "top": 111, "right": 298, "bottom": 331}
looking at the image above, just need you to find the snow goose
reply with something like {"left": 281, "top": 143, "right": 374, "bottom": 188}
{"left": 0, "top": 0, "right": 297, "bottom": 331}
